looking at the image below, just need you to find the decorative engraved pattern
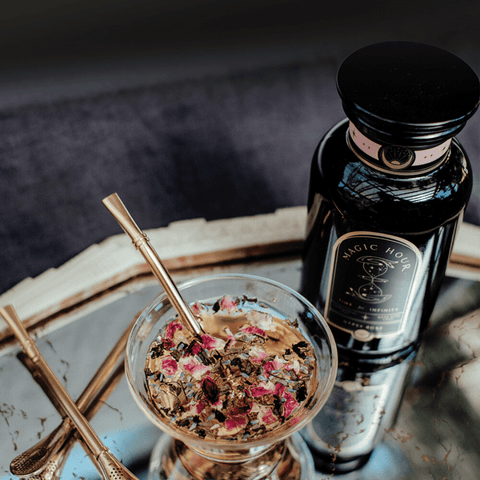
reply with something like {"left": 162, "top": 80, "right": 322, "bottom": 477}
{"left": 380, "top": 146, "right": 415, "bottom": 170}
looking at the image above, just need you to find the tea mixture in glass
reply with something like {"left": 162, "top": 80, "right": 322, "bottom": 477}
{"left": 144, "top": 295, "right": 317, "bottom": 441}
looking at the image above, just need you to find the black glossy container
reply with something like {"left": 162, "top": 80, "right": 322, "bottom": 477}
{"left": 301, "top": 42, "right": 479, "bottom": 358}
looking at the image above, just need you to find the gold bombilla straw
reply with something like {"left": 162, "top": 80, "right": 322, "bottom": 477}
{"left": 102, "top": 193, "right": 204, "bottom": 338}
{"left": 21, "top": 359, "right": 124, "bottom": 480}
{"left": 10, "top": 315, "right": 136, "bottom": 478}
{"left": 0, "top": 305, "right": 141, "bottom": 480}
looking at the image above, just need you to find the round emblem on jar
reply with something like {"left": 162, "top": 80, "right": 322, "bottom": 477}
{"left": 379, "top": 145, "right": 415, "bottom": 170}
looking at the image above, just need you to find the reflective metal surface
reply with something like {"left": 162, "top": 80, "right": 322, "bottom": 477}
{"left": 1, "top": 260, "right": 479, "bottom": 479}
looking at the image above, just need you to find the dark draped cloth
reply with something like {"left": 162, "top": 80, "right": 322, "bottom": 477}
{"left": 1, "top": 60, "right": 479, "bottom": 294}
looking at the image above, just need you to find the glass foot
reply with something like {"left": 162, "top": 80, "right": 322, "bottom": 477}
{"left": 147, "top": 432, "right": 315, "bottom": 480}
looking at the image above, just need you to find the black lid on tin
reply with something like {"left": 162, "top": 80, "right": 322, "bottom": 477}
{"left": 337, "top": 41, "right": 480, "bottom": 148}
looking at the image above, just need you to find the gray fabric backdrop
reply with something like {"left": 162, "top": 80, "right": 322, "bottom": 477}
{"left": 1, "top": 57, "right": 479, "bottom": 295}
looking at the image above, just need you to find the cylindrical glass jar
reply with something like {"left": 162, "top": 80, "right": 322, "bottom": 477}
{"left": 301, "top": 41, "right": 479, "bottom": 358}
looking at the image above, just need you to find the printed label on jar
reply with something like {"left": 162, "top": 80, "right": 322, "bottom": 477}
{"left": 325, "top": 232, "right": 421, "bottom": 341}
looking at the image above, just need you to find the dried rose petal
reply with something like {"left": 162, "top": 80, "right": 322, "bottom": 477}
{"left": 186, "top": 342, "right": 202, "bottom": 356}
{"left": 183, "top": 360, "right": 209, "bottom": 377}
{"left": 274, "top": 383, "right": 285, "bottom": 396}
{"left": 161, "top": 356, "right": 178, "bottom": 376}
{"left": 202, "top": 334, "right": 219, "bottom": 350}
{"left": 240, "top": 325, "right": 266, "bottom": 336}
{"left": 196, "top": 400, "right": 206, "bottom": 414}
{"left": 249, "top": 384, "right": 274, "bottom": 397}
{"left": 201, "top": 377, "right": 219, "bottom": 404}
{"left": 191, "top": 302, "right": 203, "bottom": 315}
{"left": 225, "top": 415, "right": 247, "bottom": 430}
{"left": 250, "top": 347, "right": 268, "bottom": 363}
{"left": 263, "top": 358, "right": 284, "bottom": 376}
{"left": 220, "top": 295, "right": 237, "bottom": 311}
{"left": 165, "top": 321, "right": 183, "bottom": 339}
{"left": 224, "top": 327, "right": 236, "bottom": 347}
{"left": 162, "top": 339, "right": 175, "bottom": 350}
{"left": 261, "top": 409, "right": 278, "bottom": 425}
{"left": 282, "top": 392, "right": 300, "bottom": 418}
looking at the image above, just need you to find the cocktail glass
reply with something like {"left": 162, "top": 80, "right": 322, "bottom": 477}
{"left": 125, "top": 273, "right": 337, "bottom": 480}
